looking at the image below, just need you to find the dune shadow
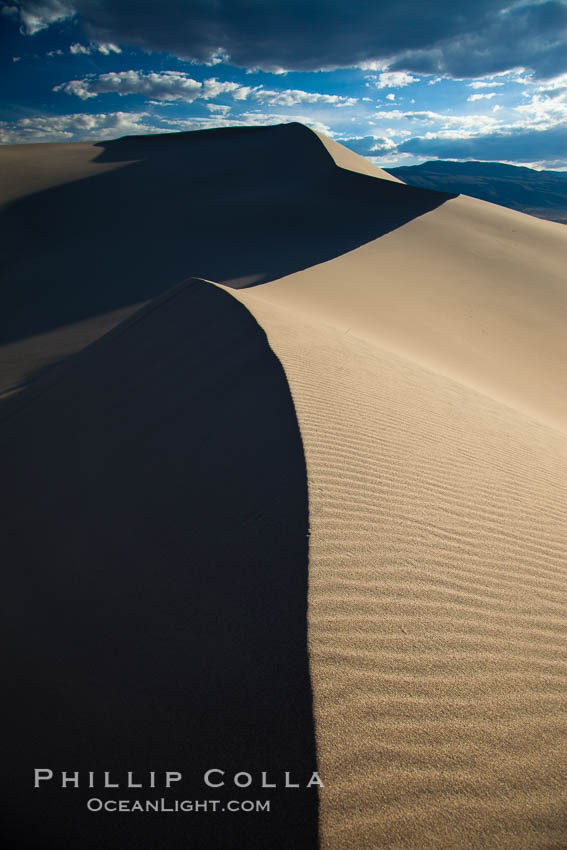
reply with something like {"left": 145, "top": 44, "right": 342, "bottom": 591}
{"left": 1, "top": 123, "right": 456, "bottom": 348}
{"left": 2, "top": 278, "right": 318, "bottom": 849}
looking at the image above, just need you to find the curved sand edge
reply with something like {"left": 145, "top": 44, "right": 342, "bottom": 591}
{"left": 2, "top": 277, "right": 319, "bottom": 850}
{"left": 312, "top": 128, "right": 404, "bottom": 182}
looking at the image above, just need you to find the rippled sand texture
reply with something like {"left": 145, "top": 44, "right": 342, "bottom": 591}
{"left": 235, "top": 292, "right": 567, "bottom": 850}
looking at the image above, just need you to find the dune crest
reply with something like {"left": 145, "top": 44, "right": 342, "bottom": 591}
{"left": 2, "top": 278, "right": 318, "bottom": 850}
{"left": 312, "top": 129, "right": 403, "bottom": 182}
{"left": 0, "top": 123, "right": 454, "bottom": 397}
{"left": 2, "top": 124, "right": 566, "bottom": 849}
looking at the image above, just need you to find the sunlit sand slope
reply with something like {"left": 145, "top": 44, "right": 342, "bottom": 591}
{"left": 246, "top": 191, "right": 567, "bottom": 431}
{"left": 233, "top": 288, "right": 567, "bottom": 850}
{"left": 313, "top": 130, "right": 404, "bottom": 181}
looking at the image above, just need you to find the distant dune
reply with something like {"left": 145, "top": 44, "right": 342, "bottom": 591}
{"left": 2, "top": 123, "right": 566, "bottom": 850}
{"left": 386, "top": 159, "right": 567, "bottom": 224}
{"left": 0, "top": 123, "right": 453, "bottom": 398}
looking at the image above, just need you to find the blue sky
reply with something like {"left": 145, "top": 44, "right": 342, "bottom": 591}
{"left": 1, "top": 1, "right": 566, "bottom": 168}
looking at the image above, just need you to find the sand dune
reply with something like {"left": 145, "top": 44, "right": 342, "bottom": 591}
{"left": 3, "top": 278, "right": 317, "bottom": 849}
{"left": 2, "top": 123, "right": 566, "bottom": 849}
{"left": 231, "top": 289, "right": 567, "bottom": 849}
{"left": 1, "top": 123, "right": 454, "bottom": 399}
{"left": 244, "top": 189, "right": 567, "bottom": 431}
{"left": 312, "top": 130, "right": 404, "bottom": 182}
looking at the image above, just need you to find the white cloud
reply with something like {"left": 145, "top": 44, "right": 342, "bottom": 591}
{"left": 98, "top": 43, "right": 121, "bottom": 55}
{"left": 356, "top": 60, "right": 389, "bottom": 72}
{"left": 396, "top": 123, "right": 567, "bottom": 166}
{"left": 10, "top": 0, "right": 74, "bottom": 34}
{"left": 205, "top": 103, "right": 231, "bottom": 115}
{"left": 468, "top": 80, "right": 505, "bottom": 89}
{"left": 203, "top": 48, "right": 230, "bottom": 66}
{"left": 373, "top": 108, "right": 500, "bottom": 135}
{"left": 386, "top": 93, "right": 396, "bottom": 101}
{"left": 69, "top": 42, "right": 122, "bottom": 55}
{"left": 0, "top": 108, "right": 336, "bottom": 145}
{"left": 253, "top": 88, "right": 357, "bottom": 107}
{"left": 374, "top": 108, "right": 413, "bottom": 118}
{"left": 370, "top": 90, "right": 566, "bottom": 150}
{"left": 12, "top": 56, "right": 21, "bottom": 63}
{"left": 549, "top": 73, "right": 567, "bottom": 90}
{"left": 467, "top": 70, "right": 529, "bottom": 88}
{"left": 202, "top": 78, "right": 253, "bottom": 100}
{"left": 336, "top": 134, "right": 397, "bottom": 155}
{"left": 368, "top": 151, "right": 419, "bottom": 166}
{"left": 375, "top": 71, "right": 419, "bottom": 89}
{"left": 53, "top": 71, "right": 357, "bottom": 112}
{"left": 54, "top": 71, "right": 254, "bottom": 103}
{"left": 513, "top": 92, "right": 567, "bottom": 128}
{"left": 0, "top": 111, "right": 161, "bottom": 144}
{"left": 55, "top": 71, "right": 204, "bottom": 101}
{"left": 468, "top": 92, "right": 498, "bottom": 101}
{"left": 69, "top": 43, "right": 91, "bottom": 54}
{"left": 532, "top": 72, "right": 567, "bottom": 92}
{"left": 69, "top": 44, "right": 92, "bottom": 55}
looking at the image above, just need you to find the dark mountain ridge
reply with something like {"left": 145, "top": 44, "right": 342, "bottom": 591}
{"left": 386, "top": 160, "right": 567, "bottom": 223}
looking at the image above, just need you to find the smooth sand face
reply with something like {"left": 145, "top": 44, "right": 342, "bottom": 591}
{"left": 0, "top": 140, "right": 137, "bottom": 206}
{"left": 2, "top": 124, "right": 566, "bottom": 849}
{"left": 245, "top": 194, "right": 567, "bottom": 431}
{"left": 312, "top": 130, "right": 404, "bottom": 182}
{"left": 230, "top": 134, "right": 567, "bottom": 845}
{"left": 232, "top": 289, "right": 567, "bottom": 849}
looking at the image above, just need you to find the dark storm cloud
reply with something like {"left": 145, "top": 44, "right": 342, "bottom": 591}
{"left": 388, "top": 1, "right": 567, "bottom": 79}
{"left": 7, "top": 0, "right": 567, "bottom": 78}
{"left": 396, "top": 124, "right": 567, "bottom": 163}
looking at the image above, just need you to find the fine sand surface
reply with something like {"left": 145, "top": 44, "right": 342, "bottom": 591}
{"left": 2, "top": 123, "right": 567, "bottom": 849}
{"left": 231, "top": 288, "right": 567, "bottom": 850}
